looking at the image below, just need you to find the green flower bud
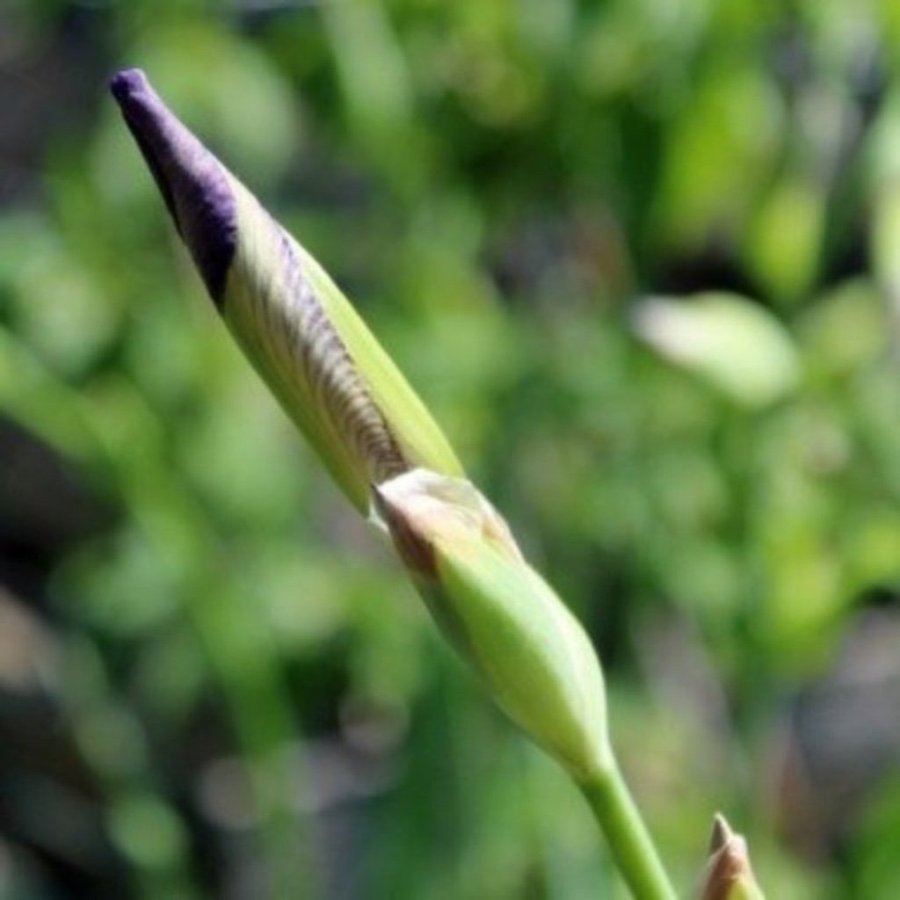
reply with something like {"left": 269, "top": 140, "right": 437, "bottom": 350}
{"left": 700, "top": 815, "right": 765, "bottom": 900}
{"left": 374, "top": 469, "right": 612, "bottom": 780}
{"left": 111, "top": 70, "right": 462, "bottom": 513}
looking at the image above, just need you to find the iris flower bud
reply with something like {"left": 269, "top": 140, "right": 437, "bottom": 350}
{"left": 110, "top": 69, "right": 462, "bottom": 513}
{"left": 112, "top": 63, "right": 610, "bottom": 811}
{"left": 111, "top": 71, "right": 683, "bottom": 899}
{"left": 374, "top": 468, "right": 611, "bottom": 781}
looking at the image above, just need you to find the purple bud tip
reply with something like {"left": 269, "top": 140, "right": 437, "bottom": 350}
{"left": 110, "top": 68, "right": 237, "bottom": 305}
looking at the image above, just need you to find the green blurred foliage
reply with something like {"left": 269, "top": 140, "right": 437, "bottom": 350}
{"left": 1, "top": 1, "right": 899, "bottom": 898}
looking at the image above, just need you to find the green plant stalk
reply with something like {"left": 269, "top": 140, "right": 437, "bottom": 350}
{"left": 579, "top": 760, "right": 677, "bottom": 900}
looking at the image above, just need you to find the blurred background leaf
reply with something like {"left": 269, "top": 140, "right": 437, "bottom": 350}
{"left": 0, "top": 1, "right": 899, "bottom": 898}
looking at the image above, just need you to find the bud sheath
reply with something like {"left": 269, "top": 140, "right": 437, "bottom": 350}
{"left": 375, "top": 469, "right": 611, "bottom": 780}
{"left": 700, "top": 815, "right": 765, "bottom": 900}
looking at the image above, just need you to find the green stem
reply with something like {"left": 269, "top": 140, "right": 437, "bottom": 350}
{"left": 580, "top": 761, "right": 677, "bottom": 900}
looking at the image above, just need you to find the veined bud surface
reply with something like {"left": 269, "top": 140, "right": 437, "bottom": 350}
{"left": 374, "top": 469, "right": 612, "bottom": 780}
{"left": 111, "top": 69, "right": 462, "bottom": 513}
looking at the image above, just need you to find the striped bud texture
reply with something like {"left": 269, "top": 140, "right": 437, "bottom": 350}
{"left": 111, "top": 69, "right": 462, "bottom": 513}
{"left": 375, "top": 470, "right": 612, "bottom": 780}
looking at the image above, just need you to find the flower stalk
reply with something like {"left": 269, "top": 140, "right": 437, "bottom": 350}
{"left": 580, "top": 766, "right": 678, "bottom": 900}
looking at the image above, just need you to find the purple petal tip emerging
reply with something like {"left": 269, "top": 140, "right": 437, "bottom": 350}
{"left": 109, "top": 68, "right": 150, "bottom": 104}
{"left": 110, "top": 68, "right": 237, "bottom": 306}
